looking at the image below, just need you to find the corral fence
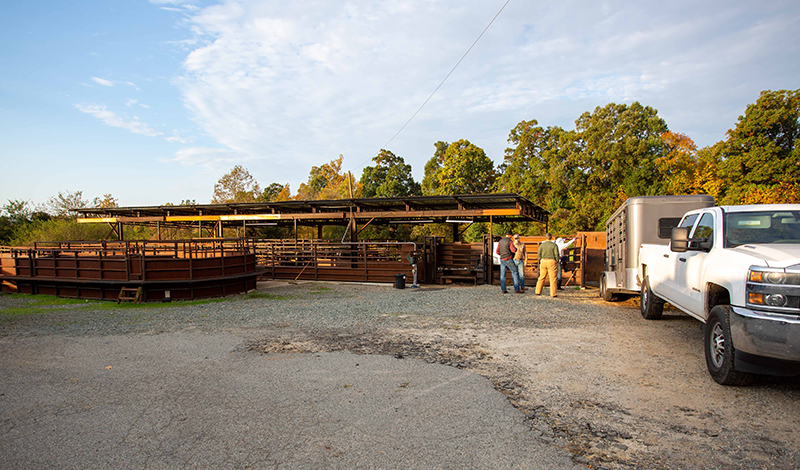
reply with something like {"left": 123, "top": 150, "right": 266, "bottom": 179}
{"left": 483, "top": 232, "right": 605, "bottom": 288}
{"left": 254, "top": 232, "right": 606, "bottom": 287}
{"left": 0, "top": 239, "right": 258, "bottom": 300}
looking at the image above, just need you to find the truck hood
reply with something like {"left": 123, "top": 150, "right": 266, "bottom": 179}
{"left": 731, "top": 244, "right": 800, "bottom": 268}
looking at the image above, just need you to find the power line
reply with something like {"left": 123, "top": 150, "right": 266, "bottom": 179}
{"left": 351, "top": 0, "right": 512, "bottom": 172}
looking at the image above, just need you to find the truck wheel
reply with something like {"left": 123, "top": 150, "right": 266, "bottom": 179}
{"left": 600, "top": 274, "right": 616, "bottom": 302}
{"left": 640, "top": 276, "right": 664, "bottom": 320}
{"left": 704, "top": 306, "right": 754, "bottom": 386}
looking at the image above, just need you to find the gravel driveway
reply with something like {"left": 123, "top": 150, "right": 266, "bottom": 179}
{"left": 1, "top": 282, "right": 799, "bottom": 469}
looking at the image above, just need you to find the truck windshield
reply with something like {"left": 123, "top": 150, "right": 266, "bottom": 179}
{"left": 725, "top": 211, "right": 800, "bottom": 247}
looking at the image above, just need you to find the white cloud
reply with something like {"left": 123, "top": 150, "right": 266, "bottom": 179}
{"left": 165, "top": 133, "right": 192, "bottom": 143}
{"left": 167, "top": 0, "right": 800, "bottom": 188}
{"left": 167, "top": 146, "right": 244, "bottom": 169}
{"left": 91, "top": 77, "right": 114, "bottom": 87}
{"left": 125, "top": 99, "right": 138, "bottom": 107}
{"left": 75, "top": 103, "right": 163, "bottom": 137}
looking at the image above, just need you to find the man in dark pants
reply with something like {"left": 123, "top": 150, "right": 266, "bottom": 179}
{"left": 496, "top": 230, "right": 522, "bottom": 294}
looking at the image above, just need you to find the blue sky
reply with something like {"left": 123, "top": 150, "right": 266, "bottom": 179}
{"left": 1, "top": 0, "right": 798, "bottom": 208}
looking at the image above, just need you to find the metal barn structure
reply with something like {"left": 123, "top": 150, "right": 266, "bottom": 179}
{"left": 0, "top": 194, "right": 611, "bottom": 300}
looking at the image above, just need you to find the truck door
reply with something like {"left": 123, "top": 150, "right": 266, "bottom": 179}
{"left": 659, "top": 214, "right": 699, "bottom": 302}
{"left": 674, "top": 212, "right": 714, "bottom": 314}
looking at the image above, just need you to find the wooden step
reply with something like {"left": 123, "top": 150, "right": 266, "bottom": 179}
{"left": 118, "top": 287, "right": 142, "bottom": 304}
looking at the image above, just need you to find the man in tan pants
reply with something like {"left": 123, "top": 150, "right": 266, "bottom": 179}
{"left": 535, "top": 233, "right": 559, "bottom": 297}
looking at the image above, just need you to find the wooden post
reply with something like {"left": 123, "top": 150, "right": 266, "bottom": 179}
{"left": 580, "top": 234, "right": 587, "bottom": 288}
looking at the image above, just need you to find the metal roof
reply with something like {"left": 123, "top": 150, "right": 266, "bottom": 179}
{"left": 75, "top": 193, "right": 548, "bottom": 227}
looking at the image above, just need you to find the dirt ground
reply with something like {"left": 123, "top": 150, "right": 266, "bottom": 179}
{"left": 250, "top": 287, "right": 800, "bottom": 470}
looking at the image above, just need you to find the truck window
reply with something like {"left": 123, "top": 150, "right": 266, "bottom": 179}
{"left": 679, "top": 214, "right": 699, "bottom": 229}
{"left": 725, "top": 211, "right": 800, "bottom": 246}
{"left": 658, "top": 218, "right": 682, "bottom": 238}
{"left": 692, "top": 213, "right": 714, "bottom": 248}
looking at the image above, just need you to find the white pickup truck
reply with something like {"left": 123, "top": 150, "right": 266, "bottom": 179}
{"left": 638, "top": 204, "right": 800, "bottom": 385}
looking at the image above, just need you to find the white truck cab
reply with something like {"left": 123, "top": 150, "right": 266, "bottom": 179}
{"left": 638, "top": 204, "right": 800, "bottom": 385}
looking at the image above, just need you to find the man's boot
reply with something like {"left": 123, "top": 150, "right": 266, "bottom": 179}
{"left": 557, "top": 279, "right": 564, "bottom": 290}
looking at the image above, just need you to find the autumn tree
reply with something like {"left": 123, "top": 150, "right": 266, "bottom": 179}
{"left": 212, "top": 165, "right": 261, "bottom": 203}
{"left": 261, "top": 183, "right": 291, "bottom": 202}
{"left": 360, "top": 150, "right": 420, "bottom": 198}
{"left": 295, "top": 155, "right": 357, "bottom": 200}
{"left": 91, "top": 194, "right": 118, "bottom": 209}
{"left": 421, "top": 140, "right": 495, "bottom": 195}
{"left": 714, "top": 89, "right": 800, "bottom": 204}
{"left": 655, "top": 131, "right": 702, "bottom": 195}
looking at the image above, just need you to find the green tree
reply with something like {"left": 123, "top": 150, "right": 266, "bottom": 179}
{"left": 422, "top": 140, "right": 496, "bottom": 195}
{"left": 360, "top": 150, "right": 420, "bottom": 198}
{"left": 569, "top": 102, "right": 670, "bottom": 230}
{"left": 498, "top": 120, "right": 576, "bottom": 212}
{"left": 715, "top": 89, "right": 800, "bottom": 204}
{"left": 212, "top": 165, "right": 261, "bottom": 203}
{"left": 0, "top": 216, "right": 12, "bottom": 245}
{"left": 421, "top": 141, "right": 449, "bottom": 195}
{"left": 2, "top": 200, "right": 33, "bottom": 226}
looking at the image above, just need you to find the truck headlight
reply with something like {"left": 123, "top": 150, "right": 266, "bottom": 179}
{"left": 749, "top": 271, "right": 786, "bottom": 284}
{"left": 765, "top": 272, "right": 786, "bottom": 284}
{"left": 747, "top": 266, "right": 800, "bottom": 312}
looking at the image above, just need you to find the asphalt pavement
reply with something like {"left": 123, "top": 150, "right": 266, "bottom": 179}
{"left": 0, "top": 332, "right": 582, "bottom": 469}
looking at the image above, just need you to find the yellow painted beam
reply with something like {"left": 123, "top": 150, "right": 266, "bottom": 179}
{"left": 77, "top": 217, "right": 117, "bottom": 224}
{"left": 219, "top": 214, "right": 281, "bottom": 221}
{"left": 166, "top": 215, "right": 221, "bottom": 222}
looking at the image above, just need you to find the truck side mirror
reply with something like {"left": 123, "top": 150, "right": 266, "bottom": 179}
{"left": 671, "top": 227, "right": 689, "bottom": 252}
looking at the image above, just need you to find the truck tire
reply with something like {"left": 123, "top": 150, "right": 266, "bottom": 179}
{"left": 704, "top": 306, "right": 755, "bottom": 386}
{"left": 640, "top": 276, "right": 664, "bottom": 320}
{"left": 600, "top": 273, "right": 617, "bottom": 302}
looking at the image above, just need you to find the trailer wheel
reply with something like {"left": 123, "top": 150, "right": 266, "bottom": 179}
{"left": 600, "top": 274, "right": 617, "bottom": 302}
{"left": 640, "top": 276, "right": 664, "bottom": 320}
{"left": 704, "top": 306, "right": 754, "bottom": 386}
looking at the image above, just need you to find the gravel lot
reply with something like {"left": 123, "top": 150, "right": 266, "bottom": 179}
{"left": 1, "top": 282, "right": 799, "bottom": 469}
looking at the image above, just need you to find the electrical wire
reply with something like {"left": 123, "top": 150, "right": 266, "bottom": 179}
{"left": 351, "top": 0, "right": 512, "bottom": 172}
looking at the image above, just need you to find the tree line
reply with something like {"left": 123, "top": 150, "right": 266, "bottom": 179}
{"left": 2, "top": 89, "right": 797, "bottom": 245}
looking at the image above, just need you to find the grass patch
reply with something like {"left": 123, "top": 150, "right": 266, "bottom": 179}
{"left": 2, "top": 293, "right": 92, "bottom": 306}
{"left": 0, "top": 307, "right": 53, "bottom": 321}
{"left": 89, "top": 298, "right": 228, "bottom": 310}
{"left": 309, "top": 286, "right": 333, "bottom": 295}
